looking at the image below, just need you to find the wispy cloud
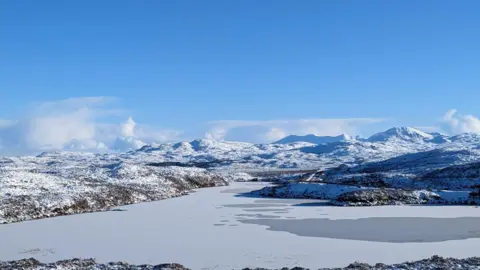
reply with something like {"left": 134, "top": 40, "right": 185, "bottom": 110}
{"left": 206, "top": 118, "right": 385, "bottom": 143}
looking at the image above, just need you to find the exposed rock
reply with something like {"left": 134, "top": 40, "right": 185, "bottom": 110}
{"left": 0, "top": 258, "right": 190, "bottom": 269}
{"left": 241, "top": 255, "right": 480, "bottom": 269}
{"left": 4, "top": 255, "right": 478, "bottom": 269}
{"left": 332, "top": 188, "right": 440, "bottom": 206}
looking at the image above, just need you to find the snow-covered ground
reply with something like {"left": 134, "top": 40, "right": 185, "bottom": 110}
{"left": 2, "top": 182, "right": 480, "bottom": 270}
{"left": 0, "top": 154, "right": 229, "bottom": 223}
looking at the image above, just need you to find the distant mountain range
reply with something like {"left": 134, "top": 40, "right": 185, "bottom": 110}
{"left": 274, "top": 127, "right": 445, "bottom": 144}
{"left": 55, "top": 126, "right": 472, "bottom": 156}
{"left": 3, "top": 126, "right": 480, "bottom": 174}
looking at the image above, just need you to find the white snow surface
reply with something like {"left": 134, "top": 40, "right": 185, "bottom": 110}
{"left": 367, "top": 127, "right": 434, "bottom": 142}
{"left": 2, "top": 182, "right": 480, "bottom": 269}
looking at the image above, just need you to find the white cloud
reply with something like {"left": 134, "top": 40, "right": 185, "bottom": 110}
{"left": 206, "top": 118, "right": 385, "bottom": 143}
{"left": 27, "top": 106, "right": 96, "bottom": 149}
{"left": 0, "top": 97, "right": 182, "bottom": 155}
{"left": 440, "top": 109, "right": 480, "bottom": 134}
{"left": 264, "top": 128, "right": 287, "bottom": 142}
{"left": 137, "top": 128, "right": 183, "bottom": 143}
{"left": 121, "top": 117, "right": 136, "bottom": 137}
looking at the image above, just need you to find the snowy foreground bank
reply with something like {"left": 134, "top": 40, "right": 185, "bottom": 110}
{"left": 0, "top": 154, "right": 230, "bottom": 224}
{"left": 2, "top": 255, "right": 480, "bottom": 270}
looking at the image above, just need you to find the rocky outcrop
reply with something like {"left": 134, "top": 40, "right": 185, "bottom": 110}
{"left": 0, "top": 258, "right": 190, "bottom": 269}
{"left": 332, "top": 189, "right": 440, "bottom": 206}
{"left": 2, "top": 256, "right": 480, "bottom": 270}
{"left": 251, "top": 183, "right": 365, "bottom": 200}
{"left": 244, "top": 256, "right": 480, "bottom": 269}
{"left": 251, "top": 182, "right": 475, "bottom": 206}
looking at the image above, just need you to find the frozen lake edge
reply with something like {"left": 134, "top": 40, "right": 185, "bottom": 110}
{"left": 3, "top": 255, "right": 480, "bottom": 270}
{"left": 2, "top": 182, "right": 480, "bottom": 269}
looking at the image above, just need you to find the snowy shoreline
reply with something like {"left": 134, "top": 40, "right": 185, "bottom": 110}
{"left": 251, "top": 182, "right": 480, "bottom": 206}
{"left": 2, "top": 255, "right": 480, "bottom": 270}
{"left": 0, "top": 159, "right": 230, "bottom": 224}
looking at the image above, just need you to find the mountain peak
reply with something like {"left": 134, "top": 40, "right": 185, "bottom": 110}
{"left": 367, "top": 127, "right": 433, "bottom": 142}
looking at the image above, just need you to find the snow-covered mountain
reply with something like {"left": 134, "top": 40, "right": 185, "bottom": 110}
{"left": 367, "top": 127, "right": 434, "bottom": 142}
{"left": 4, "top": 127, "right": 480, "bottom": 172}
{"left": 274, "top": 134, "right": 351, "bottom": 145}
{"left": 121, "top": 127, "right": 480, "bottom": 170}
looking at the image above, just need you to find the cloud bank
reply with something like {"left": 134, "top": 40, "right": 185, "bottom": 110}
{"left": 0, "top": 97, "right": 182, "bottom": 155}
{"left": 440, "top": 109, "right": 480, "bottom": 134}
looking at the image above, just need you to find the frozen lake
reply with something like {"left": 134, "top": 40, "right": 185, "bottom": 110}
{"left": 2, "top": 182, "right": 480, "bottom": 269}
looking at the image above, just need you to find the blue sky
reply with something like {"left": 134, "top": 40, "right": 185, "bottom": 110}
{"left": 1, "top": 1, "right": 480, "bottom": 151}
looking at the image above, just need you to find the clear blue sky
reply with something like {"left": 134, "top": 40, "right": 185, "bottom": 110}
{"left": 1, "top": 0, "right": 480, "bottom": 130}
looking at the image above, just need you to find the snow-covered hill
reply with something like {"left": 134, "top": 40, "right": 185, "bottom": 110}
{"left": 0, "top": 153, "right": 229, "bottom": 224}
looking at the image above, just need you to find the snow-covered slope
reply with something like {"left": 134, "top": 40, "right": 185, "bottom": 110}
{"left": 367, "top": 127, "right": 434, "bottom": 142}
{"left": 307, "top": 147, "right": 480, "bottom": 190}
{"left": 0, "top": 153, "right": 228, "bottom": 224}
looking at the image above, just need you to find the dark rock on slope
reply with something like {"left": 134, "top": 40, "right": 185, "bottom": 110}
{"left": 0, "top": 258, "right": 189, "bottom": 269}
{"left": 332, "top": 189, "right": 440, "bottom": 206}
{"left": 2, "top": 256, "right": 480, "bottom": 270}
